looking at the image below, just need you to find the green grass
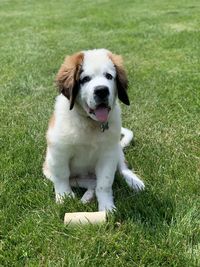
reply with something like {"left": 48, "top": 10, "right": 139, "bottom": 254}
{"left": 0, "top": 0, "right": 199, "bottom": 266}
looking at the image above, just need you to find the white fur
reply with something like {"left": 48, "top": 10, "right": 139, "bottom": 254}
{"left": 43, "top": 49, "right": 145, "bottom": 211}
{"left": 121, "top": 127, "right": 134, "bottom": 148}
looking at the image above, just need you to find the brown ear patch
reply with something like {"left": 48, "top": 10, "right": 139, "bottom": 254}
{"left": 56, "top": 52, "right": 84, "bottom": 109}
{"left": 108, "top": 53, "right": 130, "bottom": 105}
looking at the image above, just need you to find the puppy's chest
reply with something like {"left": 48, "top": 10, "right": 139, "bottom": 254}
{"left": 69, "top": 143, "right": 101, "bottom": 175}
{"left": 69, "top": 126, "right": 118, "bottom": 175}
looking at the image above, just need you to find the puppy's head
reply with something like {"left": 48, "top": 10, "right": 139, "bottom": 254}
{"left": 56, "top": 49, "right": 129, "bottom": 122}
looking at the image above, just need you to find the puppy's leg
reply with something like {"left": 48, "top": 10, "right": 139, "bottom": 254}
{"left": 44, "top": 146, "right": 74, "bottom": 203}
{"left": 81, "top": 189, "right": 95, "bottom": 204}
{"left": 118, "top": 145, "right": 145, "bottom": 191}
{"left": 70, "top": 175, "right": 96, "bottom": 204}
{"left": 95, "top": 146, "right": 118, "bottom": 211}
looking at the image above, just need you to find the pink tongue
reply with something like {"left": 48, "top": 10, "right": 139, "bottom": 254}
{"left": 94, "top": 107, "right": 109, "bottom": 122}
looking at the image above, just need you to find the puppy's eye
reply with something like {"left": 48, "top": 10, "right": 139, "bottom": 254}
{"left": 105, "top": 73, "right": 113, "bottom": 80}
{"left": 80, "top": 76, "right": 91, "bottom": 84}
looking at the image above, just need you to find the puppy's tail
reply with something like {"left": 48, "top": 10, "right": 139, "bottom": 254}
{"left": 120, "top": 127, "right": 133, "bottom": 148}
{"left": 118, "top": 128, "right": 145, "bottom": 191}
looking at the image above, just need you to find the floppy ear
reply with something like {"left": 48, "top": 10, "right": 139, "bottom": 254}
{"left": 109, "top": 53, "right": 130, "bottom": 105}
{"left": 56, "top": 52, "right": 83, "bottom": 110}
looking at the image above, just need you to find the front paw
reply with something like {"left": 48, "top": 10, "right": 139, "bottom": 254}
{"left": 98, "top": 201, "right": 116, "bottom": 212}
{"left": 55, "top": 190, "right": 75, "bottom": 204}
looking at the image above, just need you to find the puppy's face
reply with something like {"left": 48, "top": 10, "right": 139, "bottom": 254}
{"left": 77, "top": 50, "right": 117, "bottom": 122}
{"left": 56, "top": 49, "right": 130, "bottom": 122}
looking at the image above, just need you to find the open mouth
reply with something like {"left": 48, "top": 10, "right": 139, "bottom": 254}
{"left": 89, "top": 103, "right": 111, "bottom": 122}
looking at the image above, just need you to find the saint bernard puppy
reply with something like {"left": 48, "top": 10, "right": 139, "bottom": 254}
{"left": 43, "top": 49, "right": 144, "bottom": 211}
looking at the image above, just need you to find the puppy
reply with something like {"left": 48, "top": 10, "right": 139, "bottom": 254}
{"left": 43, "top": 49, "right": 144, "bottom": 211}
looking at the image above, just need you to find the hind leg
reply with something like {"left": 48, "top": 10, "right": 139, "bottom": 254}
{"left": 120, "top": 168, "right": 145, "bottom": 191}
{"left": 81, "top": 189, "right": 95, "bottom": 204}
{"left": 118, "top": 145, "right": 145, "bottom": 191}
{"left": 70, "top": 175, "right": 96, "bottom": 203}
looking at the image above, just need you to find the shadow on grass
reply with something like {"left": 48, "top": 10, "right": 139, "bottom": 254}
{"left": 113, "top": 179, "right": 176, "bottom": 230}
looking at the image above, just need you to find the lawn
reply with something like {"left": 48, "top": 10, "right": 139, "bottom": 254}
{"left": 0, "top": 0, "right": 199, "bottom": 266}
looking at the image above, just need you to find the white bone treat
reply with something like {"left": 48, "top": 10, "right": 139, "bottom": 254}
{"left": 64, "top": 211, "right": 106, "bottom": 225}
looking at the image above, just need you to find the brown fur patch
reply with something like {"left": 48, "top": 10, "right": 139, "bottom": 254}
{"left": 49, "top": 114, "right": 55, "bottom": 128}
{"left": 108, "top": 53, "right": 130, "bottom": 105}
{"left": 46, "top": 114, "right": 55, "bottom": 146}
{"left": 43, "top": 160, "right": 47, "bottom": 173}
{"left": 56, "top": 52, "right": 84, "bottom": 109}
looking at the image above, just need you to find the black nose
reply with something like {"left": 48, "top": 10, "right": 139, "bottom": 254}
{"left": 94, "top": 86, "right": 109, "bottom": 99}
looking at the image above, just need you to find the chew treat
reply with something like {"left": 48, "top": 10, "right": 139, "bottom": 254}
{"left": 64, "top": 211, "right": 106, "bottom": 224}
